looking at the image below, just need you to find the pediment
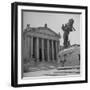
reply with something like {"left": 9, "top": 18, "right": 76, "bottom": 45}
{"left": 24, "top": 27, "right": 61, "bottom": 40}
{"left": 30, "top": 27, "right": 59, "bottom": 37}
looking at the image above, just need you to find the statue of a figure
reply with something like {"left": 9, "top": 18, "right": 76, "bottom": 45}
{"left": 61, "top": 18, "right": 76, "bottom": 48}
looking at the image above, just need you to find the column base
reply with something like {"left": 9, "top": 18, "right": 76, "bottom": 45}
{"left": 36, "top": 58, "right": 39, "bottom": 62}
{"left": 41, "top": 58, "right": 45, "bottom": 62}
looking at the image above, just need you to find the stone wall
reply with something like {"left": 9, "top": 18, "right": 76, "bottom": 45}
{"left": 57, "top": 46, "right": 80, "bottom": 67}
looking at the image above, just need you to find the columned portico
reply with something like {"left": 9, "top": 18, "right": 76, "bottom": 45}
{"left": 29, "top": 37, "right": 59, "bottom": 62}
{"left": 23, "top": 24, "right": 60, "bottom": 64}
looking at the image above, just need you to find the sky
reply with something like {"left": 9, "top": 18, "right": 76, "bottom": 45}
{"left": 23, "top": 11, "right": 80, "bottom": 46}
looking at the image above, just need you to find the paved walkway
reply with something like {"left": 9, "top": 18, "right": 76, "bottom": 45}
{"left": 23, "top": 65, "right": 80, "bottom": 77}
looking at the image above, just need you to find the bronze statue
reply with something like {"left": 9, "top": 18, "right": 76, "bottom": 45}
{"left": 61, "top": 18, "right": 76, "bottom": 48}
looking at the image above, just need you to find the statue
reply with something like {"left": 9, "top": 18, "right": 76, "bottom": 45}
{"left": 61, "top": 18, "right": 76, "bottom": 48}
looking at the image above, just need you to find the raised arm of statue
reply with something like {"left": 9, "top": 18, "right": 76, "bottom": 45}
{"left": 62, "top": 24, "right": 65, "bottom": 31}
{"left": 72, "top": 27, "right": 76, "bottom": 31}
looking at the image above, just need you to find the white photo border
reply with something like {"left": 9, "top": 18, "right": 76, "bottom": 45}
{"left": 17, "top": 5, "right": 86, "bottom": 85}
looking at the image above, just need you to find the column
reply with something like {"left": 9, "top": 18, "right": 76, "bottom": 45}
{"left": 57, "top": 40, "right": 59, "bottom": 52}
{"left": 51, "top": 40, "right": 54, "bottom": 61}
{"left": 27, "top": 37, "right": 31, "bottom": 58}
{"left": 31, "top": 36, "right": 33, "bottom": 58}
{"left": 36, "top": 37, "right": 39, "bottom": 62}
{"left": 41, "top": 39, "right": 44, "bottom": 62}
{"left": 55, "top": 41, "right": 58, "bottom": 60}
{"left": 47, "top": 39, "right": 50, "bottom": 62}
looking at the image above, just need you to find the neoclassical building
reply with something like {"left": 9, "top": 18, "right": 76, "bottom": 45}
{"left": 22, "top": 24, "right": 61, "bottom": 63}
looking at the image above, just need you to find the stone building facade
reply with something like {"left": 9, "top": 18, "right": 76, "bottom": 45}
{"left": 22, "top": 24, "right": 60, "bottom": 63}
